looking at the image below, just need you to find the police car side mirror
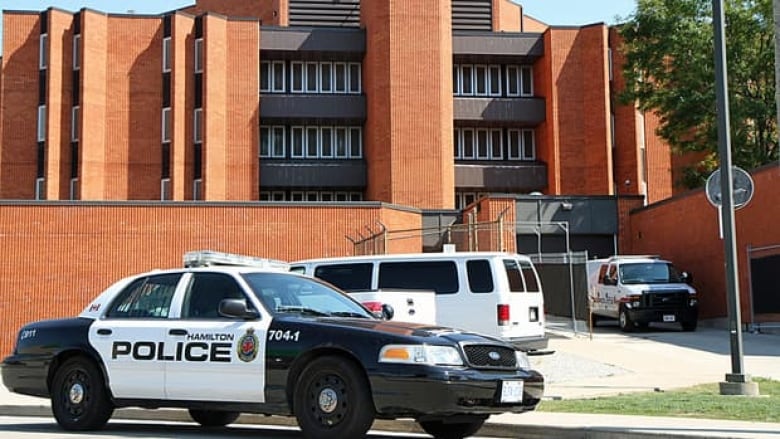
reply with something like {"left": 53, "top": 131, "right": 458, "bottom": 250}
{"left": 219, "top": 299, "right": 259, "bottom": 320}
{"left": 381, "top": 304, "right": 395, "bottom": 321}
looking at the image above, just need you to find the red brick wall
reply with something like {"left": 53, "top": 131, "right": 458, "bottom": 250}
{"left": 170, "top": 13, "right": 196, "bottom": 200}
{"left": 492, "top": 0, "right": 521, "bottom": 32}
{"left": 0, "top": 12, "right": 40, "bottom": 199}
{"left": 610, "top": 29, "right": 643, "bottom": 197}
{"left": 45, "top": 10, "right": 74, "bottom": 200}
{"left": 0, "top": 202, "right": 422, "bottom": 356}
{"left": 187, "top": 0, "right": 288, "bottom": 26}
{"left": 361, "top": 0, "right": 454, "bottom": 209}
{"left": 643, "top": 111, "right": 673, "bottom": 203}
{"left": 79, "top": 10, "right": 108, "bottom": 199}
{"left": 628, "top": 164, "right": 780, "bottom": 320}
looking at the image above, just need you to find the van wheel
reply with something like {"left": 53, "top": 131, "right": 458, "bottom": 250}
{"left": 293, "top": 356, "right": 375, "bottom": 439}
{"left": 419, "top": 416, "right": 487, "bottom": 439}
{"left": 618, "top": 308, "right": 634, "bottom": 333}
{"left": 51, "top": 356, "right": 114, "bottom": 431}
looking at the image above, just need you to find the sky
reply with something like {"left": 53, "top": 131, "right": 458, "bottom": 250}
{"left": 0, "top": 1, "right": 637, "bottom": 54}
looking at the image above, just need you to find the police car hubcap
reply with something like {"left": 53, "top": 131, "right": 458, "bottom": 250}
{"left": 69, "top": 383, "right": 85, "bottom": 405}
{"left": 318, "top": 388, "right": 339, "bottom": 413}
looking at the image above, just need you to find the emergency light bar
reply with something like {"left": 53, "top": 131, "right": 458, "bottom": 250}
{"left": 183, "top": 250, "right": 289, "bottom": 270}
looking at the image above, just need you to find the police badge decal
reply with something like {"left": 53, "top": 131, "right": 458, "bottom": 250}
{"left": 237, "top": 328, "right": 259, "bottom": 362}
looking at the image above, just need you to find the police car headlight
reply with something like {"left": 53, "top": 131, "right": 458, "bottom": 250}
{"left": 378, "top": 344, "right": 463, "bottom": 366}
{"left": 515, "top": 351, "right": 531, "bottom": 370}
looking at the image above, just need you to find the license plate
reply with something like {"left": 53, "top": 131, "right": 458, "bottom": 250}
{"left": 500, "top": 380, "right": 524, "bottom": 403}
{"left": 663, "top": 314, "right": 676, "bottom": 322}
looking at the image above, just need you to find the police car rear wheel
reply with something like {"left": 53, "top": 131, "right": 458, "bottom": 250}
{"left": 419, "top": 417, "right": 487, "bottom": 439}
{"left": 51, "top": 356, "right": 114, "bottom": 431}
{"left": 293, "top": 356, "right": 375, "bottom": 439}
{"left": 188, "top": 409, "right": 240, "bottom": 427}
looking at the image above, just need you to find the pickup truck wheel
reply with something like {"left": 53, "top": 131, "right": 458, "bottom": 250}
{"left": 681, "top": 320, "right": 698, "bottom": 332}
{"left": 51, "top": 356, "right": 114, "bottom": 431}
{"left": 293, "top": 356, "right": 375, "bottom": 439}
{"left": 188, "top": 409, "right": 240, "bottom": 427}
{"left": 419, "top": 416, "right": 487, "bottom": 439}
{"left": 618, "top": 308, "right": 634, "bottom": 333}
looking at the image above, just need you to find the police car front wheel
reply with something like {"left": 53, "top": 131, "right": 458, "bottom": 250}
{"left": 293, "top": 356, "right": 375, "bottom": 439}
{"left": 188, "top": 409, "right": 240, "bottom": 427}
{"left": 51, "top": 356, "right": 114, "bottom": 431}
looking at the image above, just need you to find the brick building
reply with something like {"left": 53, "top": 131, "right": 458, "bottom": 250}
{"left": 0, "top": 0, "right": 674, "bottom": 210}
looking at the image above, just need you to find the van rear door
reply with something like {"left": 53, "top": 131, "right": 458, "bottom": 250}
{"left": 499, "top": 258, "right": 546, "bottom": 343}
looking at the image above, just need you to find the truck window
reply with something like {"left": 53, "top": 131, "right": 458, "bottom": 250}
{"left": 314, "top": 263, "right": 373, "bottom": 292}
{"left": 378, "top": 261, "right": 458, "bottom": 294}
{"left": 503, "top": 259, "right": 525, "bottom": 292}
{"left": 519, "top": 261, "right": 540, "bottom": 292}
{"left": 466, "top": 260, "right": 494, "bottom": 293}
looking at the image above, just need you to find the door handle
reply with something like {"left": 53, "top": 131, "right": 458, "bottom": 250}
{"left": 96, "top": 328, "right": 112, "bottom": 336}
{"left": 169, "top": 329, "right": 188, "bottom": 336}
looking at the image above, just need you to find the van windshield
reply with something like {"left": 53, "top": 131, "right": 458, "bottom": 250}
{"left": 619, "top": 262, "right": 684, "bottom": 284}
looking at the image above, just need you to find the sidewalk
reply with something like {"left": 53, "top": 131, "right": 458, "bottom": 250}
{"left": 1, "top": 320, "right": 779, "bottom": 438}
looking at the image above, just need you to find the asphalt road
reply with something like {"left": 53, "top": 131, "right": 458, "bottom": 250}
{"left": 0, "top": 416, "right": 509, "bottom": 439}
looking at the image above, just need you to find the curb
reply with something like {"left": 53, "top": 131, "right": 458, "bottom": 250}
{"left": 0, "top": 404, "right": 750, "bottom": 439}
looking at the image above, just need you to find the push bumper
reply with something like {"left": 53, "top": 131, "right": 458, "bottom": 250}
{"left": 369, "top": 366, "right": 544, "bottom": 419}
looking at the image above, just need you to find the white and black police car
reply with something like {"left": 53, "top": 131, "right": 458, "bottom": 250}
{"left": 2, "top": 252, "right": 544, "bottom": 439}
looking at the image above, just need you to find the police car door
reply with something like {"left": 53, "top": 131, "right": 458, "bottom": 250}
{"left": 165, "top": 272, "right": 269, "bottom": 403}
{"left": 89, "top": 273, "right": 183, "bottom": 399}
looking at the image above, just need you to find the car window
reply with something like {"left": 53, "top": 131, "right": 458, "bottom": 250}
{"left": 241, "top": 272, "right": 372, "bottom": 317}
{"left": 466, "top": 260, "right": 494, "bottom": 293}
{"left": 106, "top": 273, "right": 181, "bottom": 319}
{"left": 314, "top": 263, "right": 373, "bottom": 292}
{"left": 181, "top": 272, "right": 252, "bottom": 319}
{"left": 520, "top": 261, "right": 540, "bottom": 292}
{"left": 503, "top": 259, "right": 525, "bottom": 292}
{"left": 378, "top": 261, "right": 458, "bottom": 294}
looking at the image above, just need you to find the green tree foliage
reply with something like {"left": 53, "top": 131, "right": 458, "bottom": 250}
{"left": 619, "top": 0, "right": 777, "bottom": 188}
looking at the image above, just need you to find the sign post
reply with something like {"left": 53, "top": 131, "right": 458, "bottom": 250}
{"left": 709, "top": 0, "right": 759, "bottom": 396}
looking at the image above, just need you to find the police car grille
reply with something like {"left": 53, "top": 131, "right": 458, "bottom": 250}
{"left": 463, "top": 345, "right": 516, "bottom": 369}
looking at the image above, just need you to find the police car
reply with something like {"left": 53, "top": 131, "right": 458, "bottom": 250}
{"left": 2, "top": 252, "right": 544, "bottom": 439}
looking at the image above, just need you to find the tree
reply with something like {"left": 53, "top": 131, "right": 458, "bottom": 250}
{"left": 619, "top": 0, "right": 777, "bottom": 188}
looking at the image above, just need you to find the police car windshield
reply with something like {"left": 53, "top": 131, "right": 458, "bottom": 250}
{"left": 241, "top": 272, "right": 373, "bottom": 318}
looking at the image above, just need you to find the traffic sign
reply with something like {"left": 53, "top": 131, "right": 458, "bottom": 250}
{"left": 705, "top": 166, "right": 754, "bottom": 210}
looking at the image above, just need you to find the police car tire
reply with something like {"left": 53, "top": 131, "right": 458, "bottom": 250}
{"left": 188, "top": 409, "right": 240, "bottom": 427}
{"left": 293, "top": 356, "right": 375, "bottom": 439}
{"left": 419, "top": 417, "right": 487, "bottom": 439}
{"left": 51, "top": 356, "right": 114, "bottom": 431}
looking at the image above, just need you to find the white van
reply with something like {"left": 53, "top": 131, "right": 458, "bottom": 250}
{"left": 290, "top": 252, "right": 548, "bottom": 352}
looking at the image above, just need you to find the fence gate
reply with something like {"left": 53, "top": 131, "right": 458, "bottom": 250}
{"left": 748, "top": 244, "right": 780, "bottom": 331}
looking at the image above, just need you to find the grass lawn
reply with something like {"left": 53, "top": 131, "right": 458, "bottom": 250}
{"left": 537, "top": 377, "right": 780, "bottom": 423}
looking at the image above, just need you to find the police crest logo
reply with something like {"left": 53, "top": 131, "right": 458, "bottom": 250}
{"left": 237, "top": 328, "right": 259, "bottom": 362}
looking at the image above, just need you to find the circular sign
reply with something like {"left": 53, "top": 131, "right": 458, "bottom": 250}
{"left": 705, "top": 166, "right": 754, "bottom": 210}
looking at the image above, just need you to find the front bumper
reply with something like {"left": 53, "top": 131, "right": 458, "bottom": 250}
{"left": 369, "top": 366, "right": 544, "bottom": 419}
{"left": 2, "top": 354, "right": 51, "bottom": 398}
{"left": 627, "top": 307, "right": 698, "bottom": 325}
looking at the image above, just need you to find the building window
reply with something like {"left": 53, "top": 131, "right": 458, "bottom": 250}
{"left": 261, "top": 60, "right": 286, "bottom": 93}
{"left": 194, "top": 38, "right": 203, "bottom": 73}
{"left": 193, "top": 178, "right": 203, "bottom": 201}
{"left": 334, "top": 63, "right": 347, "bottom": 93}
{"left": 162, "top": 37, "right": 172, "bottom": 72}
{"left": 73, "top": 34, "right": 81, "bottom": 70}
{"left": 508, "top": 129, "right": 535, "bottom": 160}
{"left": 35, "top": 177, "right": 46, "bottom": 201}
{"left": 39, "top": 34, "right": 48, "bottom": 70}
{"left": 37, "top": 105, "right": 47, "bottom": 142}
{"left": 455, "top": 192, "right": 486, "bottom": 210}
{"left": 460, "top": 65, "right": 473, "bottom": 95}
{"left": 453, "top": 65, "right": 461, "bottom": 95}
{"left": 162, "top": 107, "right": 171, "bottom": 142}
{"left": 71, "top": 106, "right": 80, "bottom": 142}
{"left": 349, "top": 127, "right": 362, "bottom": 158}
{"left": 455, "top": 127, "right": 503, "bottom": 160}
{"left": 194, "top": 108, "right": 203, "bottom": 143}
{"left": 287, "top": 61, "right": 361, "bottom": 94}
{"left": 260, "top": 126, "right": 286, "bottom": 158}
{"left": 348, "top": 63, "right": 361, "bottom": 93}
{"left": 260, "top": 191, "right": 363, "bottom": 202}
{"left": 291, "top": 126, "right": 305, "bottom": 158}
{"left": 320, "top": 127, "right": 333, "bottom": 157}
{"left": 161, "top": 178, "right": 171, "bottom": 201}
{"left": 506, "top": 65, "right": 534, "bottom": 97}
{"left": 306, "top": 62, "right": 319, "bottom": 93}
{"left": 69, "top": 178, "right": 79, "bottom": 200}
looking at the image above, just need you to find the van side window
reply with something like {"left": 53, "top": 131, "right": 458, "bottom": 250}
{"left": 466, "top": 260, "right": 494, "bottom": 293}
{"left": 503, "top": 259, "right": 525, "bottom": 292}
{"left": 519, "top": 261, "right": 540, "bottom": 292}
{"left": 314, "top": 263, "right": 372, "bottom": 292}
{"left": 378, "top": 261, "right": 458, "bottom": 294}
